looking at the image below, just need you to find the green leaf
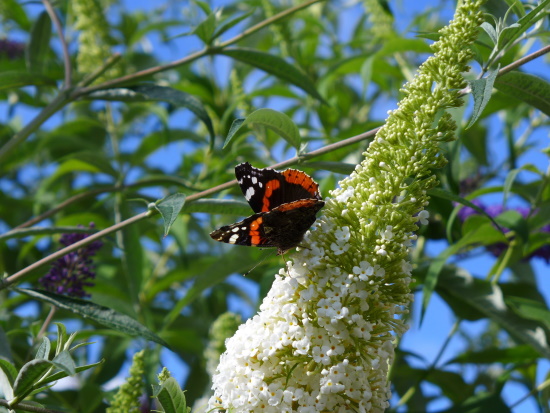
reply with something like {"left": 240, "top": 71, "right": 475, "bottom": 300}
{"left": 223, "top": 109, "right": 301, "bottom": 150}
{"left": 480, "top": 22, "right": 498, "bottom": 45}
{"left": 88, "top": 85, "right": 215, "bottom": 146}
{"left": 0, "top": 226, "right": 96, "bottom": 243}
{"left": 59, "top": 151, "right": 118, "bottom": 177}
{"left": 15, "top": 289, "right": 170, "bottom": 348}
{"left": 448, "top": 345, "right": 539, "bottom": 365}
{"left": 34, "top": 360, "right": 104, "bottom": 389}
{"left": 437, "top": 267, "right": 550, "bottom": 359}
{"left": 494, "top": 71, "right": 550, "bottom": 116}
{"left": 219, "top": 48, "right": 326, "bottom": 104}
{"left": 420, "top": 219, "right": 507, "bottom": 323}
{"left": 427, "top": 188, "right": 503, "bottom": 239}
{"left": 13, "top": 359, "right": 52, "bottom": 399}
{"left": 54, "top": 322, "right": 68, "bottom": 356}
{"left": 213, "top": 9, "right": 255, "bottom": 40}
{"left": 164, "top": 249, "right": 260, "bottom": 328}
{"left": 0, "top": 359, "right": 18, "bottom": 385}
{"left": 497, "top": 0, "right": 550, "bottom": 50}
{"left": 192, "top": 12, "right": 217, "bottom": 44}
{"left": 0, "top": 71, "right": 56, "bottom": 91}
{"left": 183, "top": 199, "right": 250, "bottom": 216}
{"left": 440, "top": 391, "right": 511, "bottom": 413}
{"left": 223, "top": 117, "right": 245, "bottom": 148}
{"left": 156, "top": 193, "right": 186, "bottom": 236}
{"left": 1, "top": 0, "right": 31, "bottom": 30}
{"left": 153, "top": 377, "right": 188, "bottom": 413}
{"left": 35, "top": 337, "right": 51, "bottom": 360}
{"left": 304, "top": 161, "right": 356, "bottom": 175}
{"left": 494, "top": 210, "right": 529, "bottom": 242}
{"left": 503, "top": 164, "right": 541, "bottom": 205}
{"left": 51, "top": 350, "right": 76, "bottom": 377}
{"left": 26, "top": 11, "right": 52, "bottom": 74}
{"left": 466, "top": 68, "right": 498, "bottom": 129}
{"left": 0, "top": 363, "right": 15, "bottom": 401}
{"left": 506, "top": 296, "right": 550, "bottom": 329}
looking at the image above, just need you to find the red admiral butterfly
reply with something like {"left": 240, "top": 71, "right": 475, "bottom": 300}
{"left": 210, "top": 162, "right": 325, "bottom": 255}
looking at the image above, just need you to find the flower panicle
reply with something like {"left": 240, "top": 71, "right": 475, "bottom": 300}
{"left": 209, "top": 1, "right": 486, "bottom": 412}
{"left": 39, "top": 223, "right": 103, "bottom": 298}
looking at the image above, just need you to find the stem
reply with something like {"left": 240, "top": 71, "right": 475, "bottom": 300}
{"left": 510, "top": 376, "right": 550, "bottom": 409}
{"left": 1, "top": 212, "right": 150, "bottom": 290}
{"left": 0, "top": 399, "right": 65, "bottom": 413}
{"left": 77, "top": 0, "right": 323, "bottom": 95}
{"left": 0, "top": 91, "right": 69, "bottom": 163}
{"left": 37, "top": 306, "right": 57, "bottom": 340}
{"left": 498, "top": 44, "right": 550, "bottom": 76}
{"left": 42, "top": 0, "right": 72, "bottom": 88}
{"left": 78, "top": 53, "right": 122, "bottom": 87}
{"left": 395, "top": 320, "right": 461, "bottom": 407}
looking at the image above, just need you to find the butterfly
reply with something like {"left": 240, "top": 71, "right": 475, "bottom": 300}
{"left": 210, "top": 162, "right": 325, "bottom": 255}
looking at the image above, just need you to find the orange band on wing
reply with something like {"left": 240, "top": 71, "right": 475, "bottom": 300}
{"left": 282, "top": 169, "right": 319, "bottom": 196}
{"left": 262, "top": 179, "right": 281, "bottom": 211}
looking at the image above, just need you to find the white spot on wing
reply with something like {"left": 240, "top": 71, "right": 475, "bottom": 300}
{"left": 229, "top": 234, "right": 239, "bottom": 244}
{"left": 232, "top": 227, "right": 240, "bottom": 232}
{"left": 245, "top": 187, "right": 255, "bottom": 200}
{"left": 252, "top": 176, "right": 257, "bottom": 184}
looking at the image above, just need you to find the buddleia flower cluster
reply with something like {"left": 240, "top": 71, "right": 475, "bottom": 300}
{"left": 39, "top": 223, "right": 103, "bottom": 298}
{"left": 209, "top": 1, "right": 485, "bottom": 412}
{"left": 72, "top": 0, "right": 120, "bottom": 80}
{"left": 106, "top": 350, "right": 145, "bottom": 413}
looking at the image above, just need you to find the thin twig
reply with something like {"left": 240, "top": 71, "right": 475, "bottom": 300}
{"left": 77, "top": 53, "right": 122, "bottom": 88}
{"left": 498, "top": 44, "right": 550, "bottom": 76}
{"left": 10, "top": 127, "right": 379, "bottom": 231}
{"left": 37, "top": 306, "right": 57, "bottom": 340}
{"left": 42, "top": 0, "right": 72, "bottom": 88}
{"left": 0, "top": 91, "right": 69, "bottom": 163}
{"left": 1, "top": 212, "right": 150, "bottom": 289}
{"left": 0, "top": 399, "right": 66, "bottom": 413}
{"left": 76, "top": 0, "right": 324, "bottom": 96}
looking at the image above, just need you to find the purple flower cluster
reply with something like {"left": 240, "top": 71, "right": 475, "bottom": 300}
{"left": 0, "top": 39, "right": 25, "bottom": 60}
{"left": 458, "top": 201, "right": 550, "bottom": 262}
{"left": 39, "top": 224, "right": 103, "bottom": 298}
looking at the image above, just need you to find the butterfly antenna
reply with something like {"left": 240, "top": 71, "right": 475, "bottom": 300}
{"left": 243, "top": 250, "right": 274, "bottom": 276}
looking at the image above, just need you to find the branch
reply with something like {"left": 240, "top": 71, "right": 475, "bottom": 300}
{"left": 498, "top": 44, "right": 550, "bottom": 76}
{"left": 42, "top": 0, "right": 72, "bottom": 88}
{"left": 1, "top": 212, "right": 150, "bottom": 289}
{"left": 76, "top": 0, "right": 324, "bottom": 96}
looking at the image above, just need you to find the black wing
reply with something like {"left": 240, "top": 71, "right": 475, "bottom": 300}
{"left": 235, "top": 162, "right": 321, "bottom": 213}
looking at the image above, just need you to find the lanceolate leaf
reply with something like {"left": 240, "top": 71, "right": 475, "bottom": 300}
{"left": 497, "top": 0, "right": 550, "bottom": 50}
{"left": 15, "top": 289, "right": 169, "bottom": 348}
{"left": 13, "top": 359, "right": 52, "bottom": 399}
{"left": 219, "top": 48, "right": 326, "bottom": 104}
{"left": 156, "top": 193, "right": 186, "bottom": 236}
{"left": 0, "top": 71, "right": 57, "bottom": 90}
{"left": 87, "top": 85, "right": 215, "bottom": 145}
{"left": 223, "top": 109, "right": 301, "bottom": 149}
{"left": 26, "top": 11, "right": 51, "bottom": 74}
{"left": 494, "top": 71, "right": 550, "bottom": 116}
{"left": 35, "top": 360, "right": 104, "bottom": 389}
{"left": 436, "top": 267, "right": 550, "bottom": 359}
{"left": 466, "top": 68, "right": 498, "bottom": 129}
{"left": 182, "top": 199, "right": 250, "bottom": 216}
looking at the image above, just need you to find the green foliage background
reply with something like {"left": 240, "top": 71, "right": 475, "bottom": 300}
{"left": 0, "top": 0, "right": 549, "bottom": 412}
